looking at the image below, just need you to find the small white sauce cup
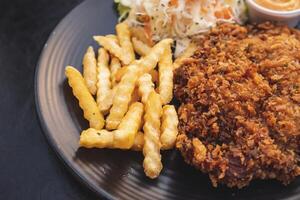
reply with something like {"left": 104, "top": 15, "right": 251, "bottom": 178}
{"left": 246, "top": 0, "right": 300, "bottom": 27}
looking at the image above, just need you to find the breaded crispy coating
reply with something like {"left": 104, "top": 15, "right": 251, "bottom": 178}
{"left": 174, "top": 22, "right": 300, "bottom": 188}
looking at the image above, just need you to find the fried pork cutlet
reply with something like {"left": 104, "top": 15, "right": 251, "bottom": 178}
{"left": 174, "top": 22, "right": 300, "bottom": 188}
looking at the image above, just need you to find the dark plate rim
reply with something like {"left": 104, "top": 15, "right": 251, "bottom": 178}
{"left": 34, "top": 1, "right": 113, "bottom": 199}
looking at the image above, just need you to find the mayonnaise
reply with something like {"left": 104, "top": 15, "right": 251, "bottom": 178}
{"left": 255, "top": 0, "right": 300, "bottom": 11}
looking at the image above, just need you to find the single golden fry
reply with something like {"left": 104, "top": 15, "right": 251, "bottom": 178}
{"left": 106, "top": 34, "right": 118, "bottom": 44}
{"left": 106, "top": 65, "right": 139, "bottom": 130}
{"left": 80, "top": 129, "right": 113, "bottom": 148}
{"left": 143, "top": 91, "right": 163, "bottom": 179}
{"left": 79, "top": 102, "right": 143, "bottom": 149}
{"left": 96, "top": 48, "right": 112, "bottom": 114}
{"left": 80, "top": 129, "right": 144, "bottom": 151}
{"left": 173, "top": 42, "right": 197, "bottom": 69}
{"left": 132, "top": 37, "right": 151, "bottom": 56}
{"left": 93, "top": 36, "right": 131, "bottom": 65}
{"left": 114, "top": 102, "right": 144, "bottom": 149}
{"left": 158, "top": 45, "right": 173, "bottom": 104}
{"left": 83, "top": 46, "right": 97, "bottom": 95}
{"left": 137, "top": 73, "right": 155, "bottom": 104}
{"left": 160, "top": 105, "right": 179, "bottom": 150}
{"left": 110, "top": 57, "right": 121, "bottom": 87}
{"left": 65, "top": 66, "right": 104, "bottom": 130}
{"left": 131, "top": 131, "right": 144, "bottom": 151}
{"left": 116, "top": 23, "right": 135, "bottom": 64}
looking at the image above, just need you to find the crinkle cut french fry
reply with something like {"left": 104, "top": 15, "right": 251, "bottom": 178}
{"left": 106, "top": 65, "right": 139, "bottom": 130}
{"left": 80, "top": 129, "right": 144, "bottom": 150}
{"left": 80, "top": 129, "right": 113, "bottom": 148}
{"left": 65, "top": 66, "right": 104, "bottom": 130}
{"left": 110, "top": 57, "right": 121, "bottom": 87}
{"left": 93, "top": 36, "right": 131, "bottom": 65}
{"left": 114, "top": 102, "right": 144, "bottom": 149}
{"left": 160, "top": 105, "right": 179, "bottom": 150}
{"left": 137, "top": 73, "right": 155, "bottom": 104}
{"left": 106, "top": 34, "right": 118, "bottom": 44}
{"left": 158, "top": 45, "right": 173, "bottom": 104}
{"left": 83, "top": 46, "right": 97, "bottom": 95}
{"left": 96, "top": 48, "right": 112, "bottom": 114}
{"left": 143, "top": 91, "right": 163, "bottom": 179}
{"left": 138, "top": 39, "right": 173, "bottom": 73}
{"left": 79, "top": 102, "right": 143, "bottom": 149}
{"left": 116, "top": 23, "right": 135, "bottom": 64}
{"left": 173, "top": 42, "right": 197, "bottom": 69}
{"left": 131, "top": 131, "right": 144, "bottom": 151}
{"left": 132, "top": 37, "right": 151, "bottom": 56}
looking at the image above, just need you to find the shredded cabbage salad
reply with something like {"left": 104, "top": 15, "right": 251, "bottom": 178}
{"left": 115, "top": 0, "right": 247, "bottom": 55}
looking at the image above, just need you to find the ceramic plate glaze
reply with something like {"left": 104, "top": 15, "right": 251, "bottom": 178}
{"left": 35, "top": 0, "right": 300, "bottom": 199}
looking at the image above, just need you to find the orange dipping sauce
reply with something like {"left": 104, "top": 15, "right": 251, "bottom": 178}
{"left": 255, "top": 0, "right": 300, "bottom": 11}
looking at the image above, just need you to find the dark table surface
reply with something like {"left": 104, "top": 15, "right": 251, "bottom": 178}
{"left": 0, "top": 0, "right": 99, "bottom": 199}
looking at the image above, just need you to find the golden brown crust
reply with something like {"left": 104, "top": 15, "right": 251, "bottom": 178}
{"left": 174, "top": 22, "right": 300, "bottom": 188}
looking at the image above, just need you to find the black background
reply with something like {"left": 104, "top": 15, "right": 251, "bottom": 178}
{"left": 0, "top": 0, "right": 98, "bottom": 199}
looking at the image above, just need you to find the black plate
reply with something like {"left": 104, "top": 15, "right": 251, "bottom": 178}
{"left": 35, "top": 0, "right": 300, "bottom": 199}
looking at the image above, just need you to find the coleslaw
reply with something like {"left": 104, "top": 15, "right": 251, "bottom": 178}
{"left": 115, "top": 0, "right": 248, "bottom": 55}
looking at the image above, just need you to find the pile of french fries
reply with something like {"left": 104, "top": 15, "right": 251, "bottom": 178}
{"left": 65, "top": 23, "right": 195, "bottom": 179}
